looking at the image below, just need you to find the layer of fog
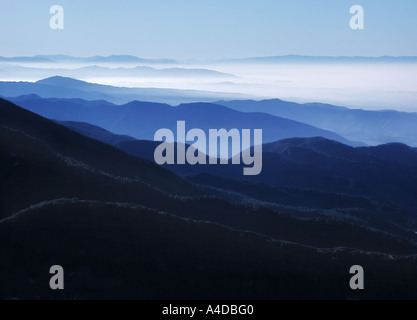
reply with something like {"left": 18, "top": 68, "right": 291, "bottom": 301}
{"left": 1, "top": 61, "right": 417, "bottom": 112}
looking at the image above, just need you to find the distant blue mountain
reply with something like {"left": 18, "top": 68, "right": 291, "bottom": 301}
{"left": 0, "top": 56, "right": 53, "bottom": 63}
{"left": 217, "top": 99, "right": 417, "bottom": 147}
{"left": 219, "top": 55, "right": 417, "bottom": 64}
{"left": 9, "top": 94, "right": 115, "bottom": 107}
{"left": 0, "top": 64, "right": 235, "bottom": 80}
{"left": 0, "top": 76, "right": 252, "bottom": 105}
{"left": 1, "top": 54, "right": 177, "bottom": 64}
{"left": 82, "top": 55, "right": 176, "bottom": 64}
{"left": 0, "top": 79, "right": 115, "bottom": 102}
{"left": 5, "top": 54, "right": 417, "bottom": 65}
{"left": 3, "top": 54, "right": 417, "bottom": 65}
{"left": 6, "top": 95, "right": 361, "bottom": 148}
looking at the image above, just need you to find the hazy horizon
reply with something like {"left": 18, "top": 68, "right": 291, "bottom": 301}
{"left": 1, "top": 54, "right": 417, "bottom": 112}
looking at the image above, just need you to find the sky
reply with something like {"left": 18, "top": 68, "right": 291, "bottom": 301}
{"left": 0, "top": 0, "right": 416, "bottom": 59}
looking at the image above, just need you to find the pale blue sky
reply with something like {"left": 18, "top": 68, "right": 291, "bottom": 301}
{"left": 0, "top": 0, "right": 416, "bottom": 59}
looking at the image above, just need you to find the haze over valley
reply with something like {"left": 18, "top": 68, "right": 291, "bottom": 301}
{"left": 1, "top": 55, "right": 417, "bottom": 111}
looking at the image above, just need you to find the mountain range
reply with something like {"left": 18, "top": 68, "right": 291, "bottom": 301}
{"left": 2, "top": 98, "right": 417, "bottom": 299}
{"left": 55, "top": 119, "right": 417, "bottom": 238}
{"left": 216, "top": 55, "right": 417, "bottom": 64}
{"left": 2, "top": 54, "right": 417, "bottom": 64}
{"left": 0, "top": 64, "right": 235, "bottom": 81}
{"left": 218, "top": 99, "right": 417, "bottom": 147}
{"left": 0, "top": 76, "right": 253, "bottom": 105}
{"left": 4, "top": 92, "right": 361, "bottom": 152}
{"left": 0, "top": 55, "right": 177, "bottom": 64}
{"left": 109, "top": 132, "right": 417, "bottom": 213}
{"left": 3, "top": 76, "right": 417, "bottom": 147}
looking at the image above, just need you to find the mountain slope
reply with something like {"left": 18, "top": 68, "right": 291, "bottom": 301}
{"left": 0, "top": 98, "right": 198, "bottom": 218}
{"left": 3, "top": 199, "right": 417, "bottom": 299}
{"left": 57, "top": 121, "right": 136, "bottom": 146}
